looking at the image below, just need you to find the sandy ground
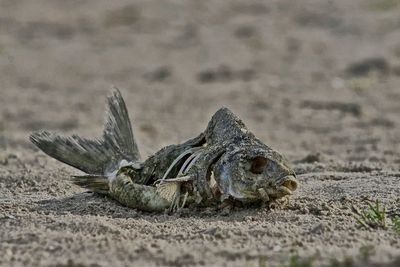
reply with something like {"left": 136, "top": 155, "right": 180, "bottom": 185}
{"left": 1, "top": 0, "right": 400, "bottom": 266}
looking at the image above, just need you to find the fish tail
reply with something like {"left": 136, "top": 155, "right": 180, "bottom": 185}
{"left": 29, "top": 131, "right": 110, "bottom": 175}
{"left": 72, "top": 175, "right": 109, "bottom": 194}
{"left": 30, "top": 87, "right": 141, "bottom": 192}
{"left": 102, "top": 87, "right": 141, "bottom": 164}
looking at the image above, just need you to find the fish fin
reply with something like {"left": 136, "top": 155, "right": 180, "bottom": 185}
{"left": 156, "top": 182, "right": 179, "bottom": 202}
{"left": 103, "top": 87, "right": 140, "bottom": 163}
{"left": 72, "top": 175, "right": 109, "bottom": 194}
{"left": 30, "top": 131, "right": 111, "bottom": 174}
{"left": 30, "top": 87, "right": 141, "bottom": 176}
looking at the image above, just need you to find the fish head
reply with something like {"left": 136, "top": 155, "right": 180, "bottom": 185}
{"left": 213, "top": 145, "right": 297, "bottom": 202}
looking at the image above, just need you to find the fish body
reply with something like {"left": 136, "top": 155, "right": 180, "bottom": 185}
{"left": 30, "top": 88, "right": 298, "bottom": 212}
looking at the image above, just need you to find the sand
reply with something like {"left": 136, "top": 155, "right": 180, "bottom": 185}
{"left": 0, "top": 0, "right": 399, "bottom": 266}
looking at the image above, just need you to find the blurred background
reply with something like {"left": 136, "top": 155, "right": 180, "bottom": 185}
{"left": 2, "top": 2, "right": 400, "bottom": 266}
{"left": 1, "top": 0, "right": 400, "bottom": 164}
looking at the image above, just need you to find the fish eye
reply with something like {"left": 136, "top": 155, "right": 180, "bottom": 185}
{"left": 250, "top": 156, "right": 267, "bottom": 174}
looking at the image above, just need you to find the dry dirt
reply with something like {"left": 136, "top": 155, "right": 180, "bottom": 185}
{"left": 1, "top": 0, "right": 400, "bottom": 266}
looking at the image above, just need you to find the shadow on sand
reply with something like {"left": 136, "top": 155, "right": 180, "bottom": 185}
{"left": 33, "top": 191, "right": 280, "bottom": 223}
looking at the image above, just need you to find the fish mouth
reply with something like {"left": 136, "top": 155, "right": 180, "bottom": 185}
{"left": 279, "top": 175, "right": 298, "bottom": 193}
{"left": 257, "top": 175, "right": 298, "bottom": 200}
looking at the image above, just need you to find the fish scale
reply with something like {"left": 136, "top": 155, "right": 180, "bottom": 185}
{"left": 30, "top": 88, "right": 298, "bottom": 212}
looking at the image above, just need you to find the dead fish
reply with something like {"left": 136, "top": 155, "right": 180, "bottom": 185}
{"left": 30, "top": 88, "right": 298, "bottom": 212}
